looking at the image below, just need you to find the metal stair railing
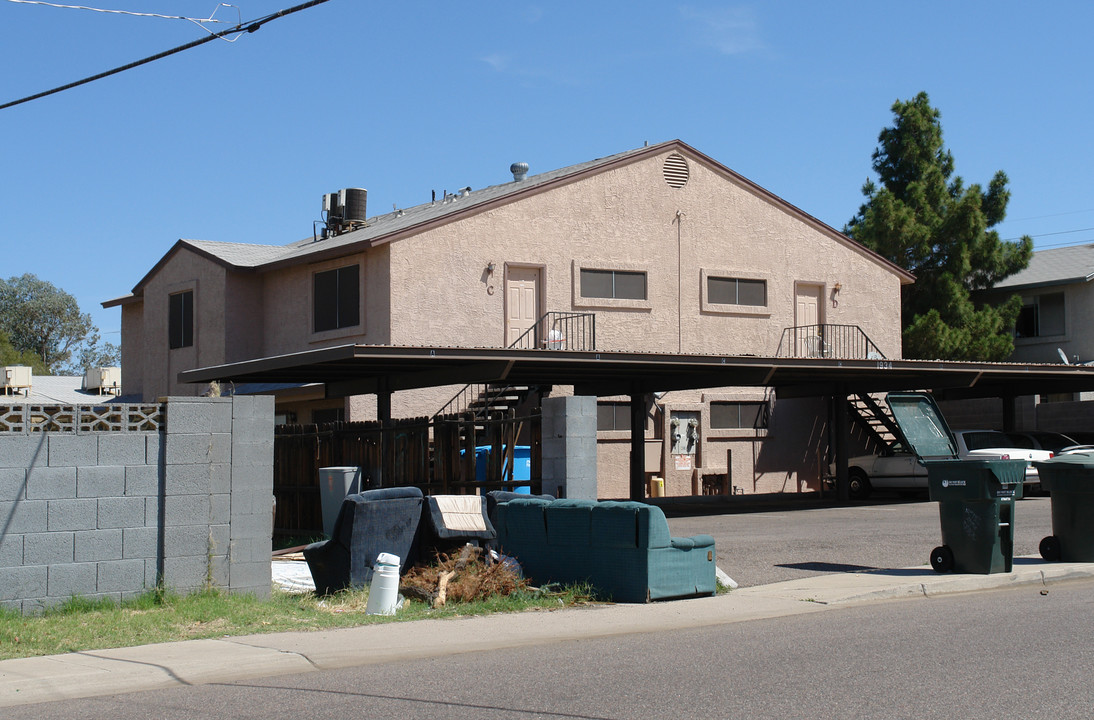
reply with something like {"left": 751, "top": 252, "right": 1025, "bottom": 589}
{"left": 776, "top": 324, "right": 886, "bottom": 360}
{"left": 432, "top": 311, "right": 596, "bottom": 420}
{"left": 508, "top": 311, "right": 596, "bottom": 351}
{"left": 847, "top": 392, "right": 906, "bottom": 453}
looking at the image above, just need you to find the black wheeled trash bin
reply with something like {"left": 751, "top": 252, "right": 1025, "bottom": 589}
{"left": 885, "top": 393, "right": 1027, "bottom": 574}
{"left": 1033, "top": 450, "right": 1094, "bottom": 562}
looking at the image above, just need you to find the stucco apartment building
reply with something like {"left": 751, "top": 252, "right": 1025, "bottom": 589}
{"left": 104, "top": 140, "right": 912, "bottom": 498}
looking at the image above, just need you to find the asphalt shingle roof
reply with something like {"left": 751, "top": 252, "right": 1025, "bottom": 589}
{"left": 192, "top": 144, "right": 651, "bottom": 270}
{"left": 994, "top": 244, "right": 1094, "bottom": 290}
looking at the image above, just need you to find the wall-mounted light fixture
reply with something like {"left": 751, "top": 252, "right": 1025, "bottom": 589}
{"left": 485, "top": 262, "right": 497, "bottom": 295}
{"left": 831, "top": 282, "right": 842, "bottom": 308}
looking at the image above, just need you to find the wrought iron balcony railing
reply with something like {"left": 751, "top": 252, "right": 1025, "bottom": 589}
{"left": 776, "top": 324, "right": 886, "bottom": 360}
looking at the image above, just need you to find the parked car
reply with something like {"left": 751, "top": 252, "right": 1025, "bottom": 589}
{"left": 951, "top": 429, "right": 1051, "bottom": 486}
{"left": 1004, "top": 431, "right": 1081, "bottom": 453}
{"left": 835, "top": 429, "right": 1049, "bottom": 500}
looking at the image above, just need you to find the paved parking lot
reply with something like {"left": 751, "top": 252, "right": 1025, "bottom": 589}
{"left": 664, "top": 494, "right": 1053, "bottom": 587}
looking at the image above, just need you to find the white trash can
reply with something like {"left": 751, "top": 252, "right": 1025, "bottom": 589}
{"left": 365, "top": 552, "right": 401, "bottom": 615}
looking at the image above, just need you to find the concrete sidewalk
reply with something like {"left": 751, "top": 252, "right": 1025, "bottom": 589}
{"left": 3, "top": 556, "right": 1093, "bottom": 708}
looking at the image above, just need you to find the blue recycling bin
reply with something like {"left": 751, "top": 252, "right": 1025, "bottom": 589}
{"left": 463, "top": 445, "right": 531, "bottom": 492}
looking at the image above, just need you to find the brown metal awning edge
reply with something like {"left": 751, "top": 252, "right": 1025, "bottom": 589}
{"left": 178, "top": 345, "right": 1094, "bottom": 400}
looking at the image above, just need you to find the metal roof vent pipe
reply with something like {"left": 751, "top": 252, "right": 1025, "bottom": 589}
{"left": 510, "top": 162, "right": 529, "bottom": 182}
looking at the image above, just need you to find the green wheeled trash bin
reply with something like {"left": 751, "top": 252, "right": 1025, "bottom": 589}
{"left": 925, "top": 458, "right": 1025, "bottom": 573}
{"left": 885, "top": 393, "right": 1027, "bottom": 574}
{"left": 1033, "top": 450, "right": 1094, "bottom": 562}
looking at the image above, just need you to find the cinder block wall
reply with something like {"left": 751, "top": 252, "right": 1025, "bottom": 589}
{"left": 542, "top": 396, "right": 598, "bottom": 499}
{"left": 0, "top": 396, "right": 273, "bottom": 614}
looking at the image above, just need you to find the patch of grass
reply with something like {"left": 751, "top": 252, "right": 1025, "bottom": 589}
{"left": 273, "top": 534, "right": 325, "bottom": 551}
{"left": 0, "top": 582, "right": 596, "bottom": 662}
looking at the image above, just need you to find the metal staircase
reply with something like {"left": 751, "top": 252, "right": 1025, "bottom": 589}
{"left": 431, "top": 311, "right": 595, "bottom": 422}
{"left": 847, "top": 392, "right": 906, "bottom": 453}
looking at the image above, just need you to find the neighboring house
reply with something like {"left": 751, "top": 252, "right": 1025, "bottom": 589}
{"left": 104, "top": 140, "right": 912, "bottom": 498}
{"left": 981, "top": 244, "right": 1094, "bottom": 367}
{"left": 946, "top": 243, "right": 1094, "bottom": 433}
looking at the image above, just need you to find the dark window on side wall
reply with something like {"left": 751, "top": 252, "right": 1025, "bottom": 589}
{"left": 597, "top": 402, "right": 633, "bottom": 431}
{"left": 580, "top": 269, "right": 647, "bottom": 300}
{"left": 168, "top": 290, "right": 193, "bottom": 349}
{"left": 710, "top": 401, "right": 768, "bottom": 429}
{"left": 311, "top": 408, "right": 345, "bottom": 425}
{"left": 1016, "top": 292, "right": 1065, "bottom": 338}
{"left": 314, "top": 265, "right": 360, "bottom": 332}
{"left": 707, "top": 277, "right": 766, "bottom": 307}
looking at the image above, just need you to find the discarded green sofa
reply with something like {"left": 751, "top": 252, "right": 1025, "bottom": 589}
{"left": 494, "top": 498, "right": 716, "bottom": 603}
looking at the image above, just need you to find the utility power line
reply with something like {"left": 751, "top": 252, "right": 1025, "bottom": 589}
{"left": 1, "top": 0, "right": 333, "bottom": 111}
{"left": 4, "top": 0, "right": 230, "bottom": 25}
{"left": 1002, "top": 227, "right": 1094, "bottom": 243}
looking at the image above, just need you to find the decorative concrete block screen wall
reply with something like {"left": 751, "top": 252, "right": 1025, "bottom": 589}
{"left": 0, "top": 396, "right": 274, "bottom": 614}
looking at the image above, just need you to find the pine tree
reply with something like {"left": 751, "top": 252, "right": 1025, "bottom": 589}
{"left": 845, "top": 92, "right": 1032, "bottom": 361}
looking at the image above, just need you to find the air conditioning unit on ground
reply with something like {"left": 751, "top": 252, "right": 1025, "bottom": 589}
{"left": 83, "top": 366, "right": 121, "bottom": 394}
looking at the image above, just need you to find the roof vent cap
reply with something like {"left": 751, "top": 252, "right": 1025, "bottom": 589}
{"left": 510, "top": 162, "right": 529, "bottom": 182}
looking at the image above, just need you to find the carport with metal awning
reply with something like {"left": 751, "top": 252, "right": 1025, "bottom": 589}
{"left": 179, "top": 345, "right": 1094, "bottom": 501}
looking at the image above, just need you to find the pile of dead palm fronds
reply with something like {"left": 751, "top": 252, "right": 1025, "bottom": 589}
{"left": 401, "top": 545, "right": 527, "bottom": 608}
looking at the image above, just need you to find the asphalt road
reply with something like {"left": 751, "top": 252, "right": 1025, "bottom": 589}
{"left": 9, "top": 578, "right": 1094, "bottom": 719}
{"left": 664, "top": 494, "right": 1053, "bottom": 587}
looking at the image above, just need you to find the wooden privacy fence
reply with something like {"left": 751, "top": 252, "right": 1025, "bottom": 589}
{"left": 273, "top": 409, "right": 541, "bottom": 536}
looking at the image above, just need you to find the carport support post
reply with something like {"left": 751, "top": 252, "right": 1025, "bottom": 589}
{"left": 1002, "top": 395, "right": 1017, "bottom": 432}
{"left": 377, "top": 380, "right": 392, "bottom": 488}
{"left": 630, "top": 391, "right": 646, "bottom": 501}
{"left": 834, "top": 385, "right": 850, "bottom": 502}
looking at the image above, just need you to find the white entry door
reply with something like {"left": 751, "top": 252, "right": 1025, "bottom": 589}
{"left": 506, "top": 266, "right": 541, "bottom": 347}
{"left": 795, "top": 283, "right": 825, "bottom": 356}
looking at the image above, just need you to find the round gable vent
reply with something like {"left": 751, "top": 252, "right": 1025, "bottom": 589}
{"left": 663, "top": 153, "right": 689, "bottom": 189}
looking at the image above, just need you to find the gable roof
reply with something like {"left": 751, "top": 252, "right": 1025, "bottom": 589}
{"left": 992, "top": 244, "right": 1094, "bottom": 291}
{"left": 104, "top": 140, "right": 913, "bottom": 307}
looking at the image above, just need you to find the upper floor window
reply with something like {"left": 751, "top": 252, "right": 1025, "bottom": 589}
{"left": 710, "top": 401, "right": 768, "bottom": 429}
{"left": 1016, "top": 292, "right": 1064, "bottom": 338}
{"left": 168, "top": 290, "right": 193, "bottom": 349}
{"left": 707, "top": 276, "right": 767, "bottom": 307}
{"left": 313, "top": 265, "right": 360, "bottom": 333}
{"left": 579, "top": 269, "right": 647, "bottom": 300}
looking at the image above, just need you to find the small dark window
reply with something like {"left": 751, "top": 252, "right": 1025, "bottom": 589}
{"left": 580, "top": 269, "right": 647, "bottom": 300}
{"left": 168, "top": 290, "right": 193, "bottom": 349}
{"left": 314, "top": 265, "right": 360, "bottom": 332}
{"left": 1016, "top": 292, "right": 1065, "bottom": 338}
{"left": 1015, "top": 304, "right": 1037, "bottom": 338}
{"left": 710, "top": 401, "right": 768, "bottom": 429}
{"left": 597, "top": 402, "right": 633, "bottom": 432}
{"left": 707, "top": 277, "right": 766, "bottom": 307}
{"left": 311, "top": 408, "right": 345, "bottom": 425}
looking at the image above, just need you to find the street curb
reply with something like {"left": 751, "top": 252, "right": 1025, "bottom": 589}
{"left": 3, "top": 561, "right": 1093, "bottom": 708}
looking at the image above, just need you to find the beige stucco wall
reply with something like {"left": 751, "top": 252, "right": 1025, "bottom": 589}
{"left": 257, "top": 244, "right": 392, "bottom": 357}
{"left": 133, "top": 249, "right": 229, "bottom": 399}
{"left": 119, "top": 302, "right": 145, "bottom": 398}
{"left": 380, "top": 150, "right": 902, "bottom": 358}
{"left": 121, "top": 147, "right": 907, "bottom": 494}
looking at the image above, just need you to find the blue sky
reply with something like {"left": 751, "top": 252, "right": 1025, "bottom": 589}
{"left": 3, "top": 1, "right": 1092, "bottom": 341}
